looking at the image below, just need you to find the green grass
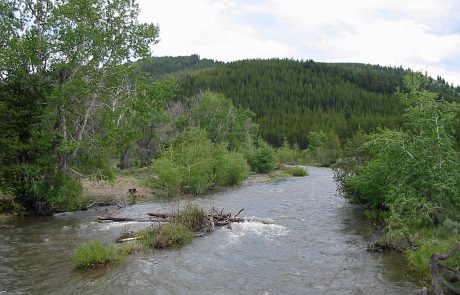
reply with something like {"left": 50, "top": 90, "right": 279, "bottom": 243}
{"left": 290, "top": 167, "right": 308, "bottom": 176}
{"left": 137, "top": 223, "right": 195, "bottom": 249}
{"left": 176, "top": 205, "right": 210, "bottom": 231}
{"left": 73, "top": 240, "right": 118, "bottom": 269}
{"left": 279, "top": 165, "right": 308, "bottom": 177}
{"left": 406, "top": 229, "right": 460, "bottom": 283}
{"left": 138, "top": 227, "right": 157, "bottom": 248}
{"left": 155, "top": 223, "right": 195, "bottom": 248}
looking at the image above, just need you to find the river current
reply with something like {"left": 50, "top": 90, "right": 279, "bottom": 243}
{"left": 0, "top": 167, "right": 417, "bottom": 294}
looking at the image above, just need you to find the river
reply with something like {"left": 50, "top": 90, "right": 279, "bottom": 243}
{"left": 0, "top": 167, "right": 418, "bottom": 294}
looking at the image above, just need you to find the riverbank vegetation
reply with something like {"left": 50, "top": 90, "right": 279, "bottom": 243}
{"left": 334, "top": 73, "right": 460, "bottom": 288}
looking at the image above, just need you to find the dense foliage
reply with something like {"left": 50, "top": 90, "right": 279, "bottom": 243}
{"left": 334, "top": 73, "right": 460, "bottom": 280}
{"left": 336, "top": 73, "right": 460, "bottom": 227}
{"left": 141, "top": 56, "right": 460, "bottom": 151}
{"left": 244, "top": 138, "right": 277, "bottom": 173}
{"left": 173, "top": 59, "right": 460, "bottom": 148}
{"left": 150, "top": 127, "right": 249, "bottom": 196}
{"left": 0, "top": 0, "right": 164, "bottom": 214}
{"left": 140, "top": 55, "right": 221, "bottom": 79}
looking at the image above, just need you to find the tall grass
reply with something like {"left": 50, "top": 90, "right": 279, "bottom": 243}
{"left": 73, "top": 241, "right": 118, "bottom": 269}
{"left": 279, "top": 165, "right": 308, "bottom": 177}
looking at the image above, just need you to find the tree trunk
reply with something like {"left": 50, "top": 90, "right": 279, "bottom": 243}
{"left": 118, "top": 148, "right": 131, "bottom": 170}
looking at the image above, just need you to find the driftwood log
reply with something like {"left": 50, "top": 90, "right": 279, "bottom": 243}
{"left": 86, "top": 201, "right": 113, "bottom": 209}
{"left": 97, "top": 216, "right": 162, "bottom": 222}
{"left": 147, "top": 212, "right": 175, "bottom": 219}
{"left": 430, "top": 241, "right": 460, "bottom": 295}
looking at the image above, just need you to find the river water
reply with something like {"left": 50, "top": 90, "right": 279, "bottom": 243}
{"left": 0, "top": 167, "right": 418, "bottom": 294}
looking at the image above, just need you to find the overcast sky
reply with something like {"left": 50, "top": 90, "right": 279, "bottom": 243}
{"left": 138, "top": 0, "right": 460, "bottom": 85}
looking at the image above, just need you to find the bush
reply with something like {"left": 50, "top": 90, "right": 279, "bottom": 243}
{"left": 333, "top": 74, "right": 460, "bottom": 280}
{"left": 150, "top": 158, "right": 182, "bottom": 197}
{"left": 247, "top": 140, "right": 276, "bottom": 173}
{"left": 214, "top": 148, "right": 249, "bottom": 186}
{"left": 73, "top": 241, "right": 117, "bottom": 269}
{"left": 155, "top": 223, "right": 194, "bottom": 248}
{"left": 171, "top": 128, "right": 215, "bottom": 194}
{"left": 304, "top": 130, "right": 342, "bottom": 166}
{"left": 48, "top": 172, "right": 82, "bottom": 212}
{"left": 151, "top": 128, "right": 251, "bottom": 196}
{"left": 276, "top": 139, "right": 303, "bottom": 164}
{"left": 1, "top": 165, "right": 83, "bottom": 215}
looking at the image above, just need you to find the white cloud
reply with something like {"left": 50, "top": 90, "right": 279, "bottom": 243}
{"left": 137, "top": 0, "right": 460, "bottom": 85}
{"left": 138, "top": 0, "right": 296, "bottom": 60}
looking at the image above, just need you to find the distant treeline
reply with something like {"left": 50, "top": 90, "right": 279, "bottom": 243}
{"left": 141, "top": 54, "right": 222, "bottom": 79}
{"left": 141, "top": 56, "right": 460, "bottom": 148}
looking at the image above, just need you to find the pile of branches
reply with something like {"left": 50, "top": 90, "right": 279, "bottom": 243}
{"left": 98, "top": 207, "right": 247, "bottom": 242}
{"left": 208, "top": 207, "right": 244, "bottom": 227}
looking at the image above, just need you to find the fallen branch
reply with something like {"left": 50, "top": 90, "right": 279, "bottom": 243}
{"left": 147, "top": 212, "right": 175, "bottom": 219}
{"left": 235, "top": 208, "right": 245, "bottom": 217}
{"left": 207, "top": 207, "right": 245, "bottom": 227}
{"left": 116, "top": 237, "right": 141, "bottom": 243}
{"left": 430, "top": 241, "right": 460, "bottom": 295}
{"left": 86, "top": 201, "right": 112, "bottom": 209}
{"left": 97, "top": 216, "right": 161, "bottom": 222}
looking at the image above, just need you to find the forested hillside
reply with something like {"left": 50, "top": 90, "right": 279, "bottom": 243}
{"left": 140, "top": 55, "right": 221, "bottom": 79}
{"left": 142, "top": 57, "right": 460, "bottom": 147}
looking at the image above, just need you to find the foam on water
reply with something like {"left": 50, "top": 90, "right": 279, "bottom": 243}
{"left": 224, "top": 220, "right": 288, "bottom": 244}
{"left": 97, "top": 221, "right": 139, "bottom": 231}
{"left": 242, "top": 216, "right": 275, "bottom": 224}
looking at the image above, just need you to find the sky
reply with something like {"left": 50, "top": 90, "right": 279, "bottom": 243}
{"left": 138, "top": 0, "right": 460, "bottom": 86}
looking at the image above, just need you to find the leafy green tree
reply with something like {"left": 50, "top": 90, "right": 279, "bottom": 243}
{"left": 0, "top": 0, "right": 159, "bottom": 213}
{"left": 191, "top": 91, "right": 257, "bottom": 149}
{"left": 213, "top": 145, "right": 249, "bottom": 186}
{"left": 304, "top": 130, "right": 342, "bottom": 166}
{"left": 112, "top": 76, "right": 178, "bottom": 170}
{"left": 336, "top": 73, "right": 460, "bottom": 227}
